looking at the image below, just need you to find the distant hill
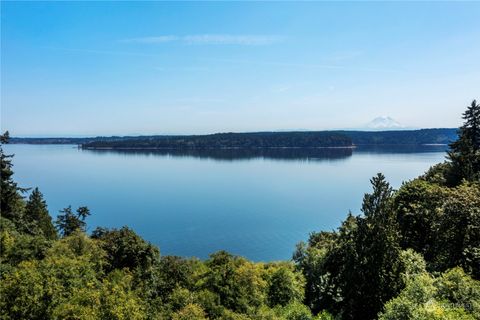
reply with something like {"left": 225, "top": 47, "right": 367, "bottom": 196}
{"left": 81, "top": 131, "right": 353, "bottom": 149}
{"left": 10, "top": 137, "right": 99, "bottom": 145}
{"left": 9, "top": 136, "right": 156, "bottom": 145}
{"left": 10, "top": 128, "right": 457, "bottom": 149}
{"left": 342, "top": 128, "right": 457, "bottom": 145}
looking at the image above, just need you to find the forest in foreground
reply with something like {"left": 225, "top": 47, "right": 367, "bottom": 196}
{"left": 0, "top": 101, "right": 479, "bottom": 320}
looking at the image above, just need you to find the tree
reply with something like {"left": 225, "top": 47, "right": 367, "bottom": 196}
{"left": 326, "top": 174, "right": 404, "bottom": 320}
{"left": 55, "top": 206, "right": 90, "bottom": 237}
{"left": 448, "top": 99, "right": 480, "bottom": 185}
{"left": 266, "top": 264, "right": 304, "bottom": 307}
{"left": 204, "top": 251, "right": 266, "bottom": 314}
{"left": 204, "top": 251, "right": 239, "bottom": 311}
{"left": 0, "top": 260, "right": 48, "bottom": 320}
{"left": 379, "top": 268, "right": 480, "bottom": 320}
{"left": 232, "top": 260, "right": 267, "bottom": 313}
{"left": 90, "top": 226, "right": 161, "bottom": 306}
{"left": 293, "top": 217, "right": 353, "bottom": 315}
{"left": 157, "top": 256, "right": 200, "bottom": 298}
{"left": 24, "top": 188, "right": 57, "bottom": 240}
{"left": 0, "top": 233, "right": 148, "bottom": 320}
{"left": 277, "top": 301, "right": 314, "bottom": 320}
{"left": 393, "top": 179, "right": 449, "bottom": 261}
{"left": 91, "top": 226, "right": 160, "bottom": 274}
{"left": 0, "top": 233, "right": 103, "bottom": 320}
{"left": 434, "top": 184, "right": 480, "bottom": 278}
{"left": 0, "top": 131, "right": 24, "bottom": 222}
{"left": 172, "top": 304, "right": 207, "bottom": 320}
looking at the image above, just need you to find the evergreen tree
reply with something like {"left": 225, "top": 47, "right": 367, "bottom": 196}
{"left": 24, "top": 188, "right": 57, "bottom": 240}
{"left": 448, "top": 99, "right": 480, "bottom": 185}
{"left": 0, "top": 131, "right": 24, "bottom": 221}
{"left": 327, "top": 174, "right": 403, "bottom": 320}
{"left": 55, "top": 206, "right": 90, "bottom": 237}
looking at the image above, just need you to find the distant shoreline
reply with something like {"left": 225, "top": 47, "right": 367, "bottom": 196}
{"left": 8, "top": 128, "right": 457, "bottom": 149}
{"left": 82, "top": 145, "right": 357, "bottom": 150}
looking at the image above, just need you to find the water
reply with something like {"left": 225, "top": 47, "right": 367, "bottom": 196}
{"left": 4, "top": 144, "right": 447, "bottom": 261}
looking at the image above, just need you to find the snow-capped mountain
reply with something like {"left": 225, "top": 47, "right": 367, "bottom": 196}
{"left": 366, "top": 116, "right": 405, "bottom": 130}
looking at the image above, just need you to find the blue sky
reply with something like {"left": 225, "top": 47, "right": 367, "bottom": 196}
{"left": 2, "top": 2, "right": 479, "bottom": 136}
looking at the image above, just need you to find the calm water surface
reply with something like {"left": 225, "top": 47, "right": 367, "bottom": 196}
{"left": 5, "top": 144, "right": 446, "bottom": 261}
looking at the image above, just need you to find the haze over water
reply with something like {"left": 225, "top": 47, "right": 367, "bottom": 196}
{"left": 6, "top": 144, "right": 446, "bottom": 261}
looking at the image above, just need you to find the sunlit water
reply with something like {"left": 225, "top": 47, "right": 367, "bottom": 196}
{"left": 4, "top": 144, "right": 446, "bottom": 261}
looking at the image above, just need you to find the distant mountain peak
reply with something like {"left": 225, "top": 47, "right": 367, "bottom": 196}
{"left": 366, "top": 116, "right": 405, "bottom": 130}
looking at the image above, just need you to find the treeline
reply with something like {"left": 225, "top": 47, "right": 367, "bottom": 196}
{"left": 0, "top": 101, "right": 479, "bottom": 320}
{"left": 10, "top": 128, "right": 457, "bottom": 149}
{"left": 82, "top": 132, "right": 353, "bottom": 149}
{"left": 341, "top": 128, "right": 457, "bottom": 145}
{"left": 80, "top": 129, "right": 456, "bottom": 149}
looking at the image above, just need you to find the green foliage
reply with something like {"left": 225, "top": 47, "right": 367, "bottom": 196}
{"left": 90, "top": 226, "right": 161, "bottom": 310}
{"left": 0, "top": 131, "right": 25, "bottom": 225}
{"left": 24, "top": 188, "right": 57, "bottom": 240}
{"left": 379, "top": 268, "right": 480, "bottom": 320}
{"left": 434, "top": 183, "right": 480, "bottom": 278}
{"left": 83, "top": 131, "right": 353, "bottom": 149}
{"left": 1, "top": 102, "right": 479, "bottom": 320}
{"left": 343, "top": 128, "right": 457, "bottom": 146}
{"left": 399, "top": 249, "right": 427, "bottom": 283}
{"left": 315, "top": 310, "right": 335, "bottom": 320}
{"left": 194, "top": 289, "right": 223, "bottom": 318}
{"left": 91, "top": 227, "right": 159, "bottom": 273}
{"left": 156, "top": 255, "right": 202, "bottom": 298}
{"left": 172, "top": 303, "right": 208, "bottom": 320}
{"left": 447, "top": 100, "right": 480, "bottom": 185}
{"left": 204, "top": 251, "right": 267, "bottom": 314}
{"left": 394, "top": 179, "right": 449, "bottom": 261}
{"left": 55, "top": 206, "right": 90, "bottom": 237}
{"left": 421, "top": 162, "right": 452, "bottom": 185}
{"left": 277, "top": 301, "right": 314, "bottom": 320}
{"left": 266, "top": 263, "right": 305, "bottom": 307}
{"left": 51, "top": 270, "right": 147, "bottom": 320}
{"left": 0, "top": 260, "right": 48, "bottom": 320}
{"left": 435, "top": 267, "right": 480, "bottom": 317}
{"left": 0, "top": 233, "right": 101, "bottom": 319}
{"left": 293, "top": 234, "right": 340, "bottom": 314}
{"left": 0, "top": 232, "right": 148, "bottom": 320}
{"left": 12, "top": 128, "right": 458, "bottom": 148}
{"left": 0, "top": 230, "right": 52, "bottom": 268}
{"left": 326, "top": 174, "right": 403, "bottom": 320}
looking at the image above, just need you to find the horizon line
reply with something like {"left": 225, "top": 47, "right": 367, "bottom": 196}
{"left": 8, "top": 127, "right": 457, "bottom": 139}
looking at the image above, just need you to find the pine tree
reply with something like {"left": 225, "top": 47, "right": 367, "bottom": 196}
{"left": 329, "top": 174, "right": 403, "bottom": 320}
{"left": 55, "top": 206, "right": 90, "bottom": 237}
{"left": 0, "top": 131, "right": 24, "bottom": 221}
{"left": 447, "top": 99, "right": 480, "bottom": 185}
{"left": 24, "top": 188, "right": 57, "bottom": 240}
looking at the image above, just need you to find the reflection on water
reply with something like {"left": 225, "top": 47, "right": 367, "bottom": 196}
{"left": 354, "top": 144, "right": 448, "bottom": 154}
{"left": 84, "top": 145, "right": 447, "bottom": 161}
{"left": 84, "top": 147, "right": 353, "bottom": 162}
{"left": 5, "top": 143, "right": 448, "bottom": 261}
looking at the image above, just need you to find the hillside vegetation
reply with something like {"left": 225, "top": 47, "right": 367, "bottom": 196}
{"left": 0, "top": 101, "right": 478, "bottom": 320}
{"left": 10, "top": 128, "right": 457, "bottom": 149}
{"left": 342, "top": 128, "right": 457, "bottom": 145}
{"left": 81, "top": 132, "right": 353, "bottom": 149}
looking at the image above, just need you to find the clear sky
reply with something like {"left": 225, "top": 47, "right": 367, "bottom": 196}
{"left": 2, "top": 1, "right": 479, "bottom": 136}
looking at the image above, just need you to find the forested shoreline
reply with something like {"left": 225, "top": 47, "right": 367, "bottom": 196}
{"left": 9, "top": 128, "right": 457, "bottom": 149}
{"left": 1, "top": 102, "right": 479, "bottom": 320}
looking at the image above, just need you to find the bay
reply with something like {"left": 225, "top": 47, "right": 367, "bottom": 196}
{"left": 4, "top": 144, "right": 446, "bottom": 261}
